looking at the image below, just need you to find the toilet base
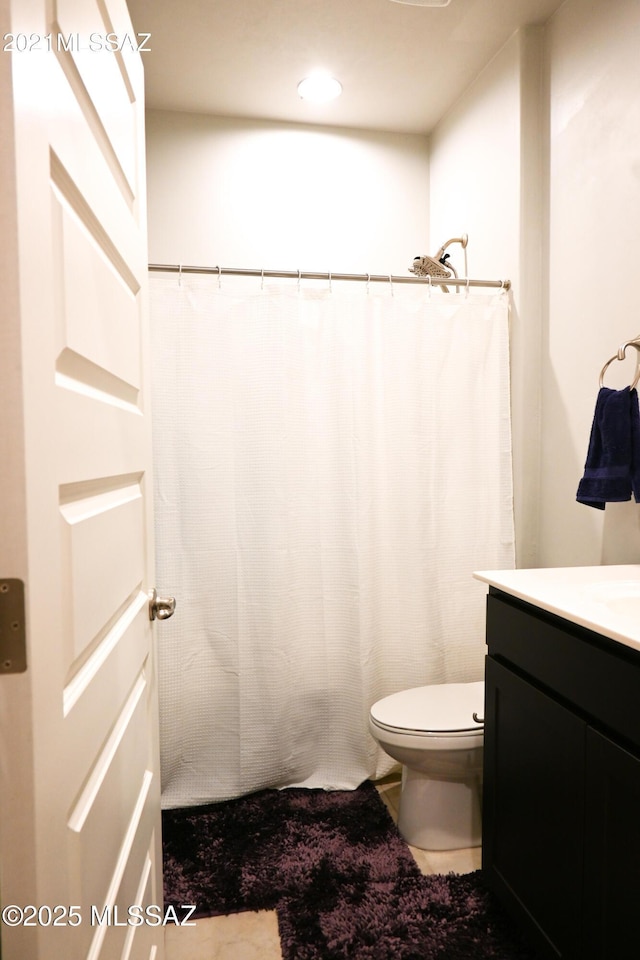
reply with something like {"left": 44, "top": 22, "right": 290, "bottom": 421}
{"left": 397, "top": 764, "right": 482, "bottom": 851}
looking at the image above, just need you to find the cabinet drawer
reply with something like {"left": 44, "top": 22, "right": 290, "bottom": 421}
{"left": 487, "top": 591, "right": 640, "bottom": 751}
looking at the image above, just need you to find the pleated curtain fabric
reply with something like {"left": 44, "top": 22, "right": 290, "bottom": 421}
{"left": 150, "top": 273, "right": 515, "bottom": 808}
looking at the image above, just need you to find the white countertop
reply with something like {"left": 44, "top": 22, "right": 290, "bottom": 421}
{"left": 473, "top": 564, "right": 640, "bottom": 654}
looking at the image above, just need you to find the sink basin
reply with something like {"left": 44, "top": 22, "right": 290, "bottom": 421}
{"left": 589, "top": 580, "right": 640, "bottom": 620}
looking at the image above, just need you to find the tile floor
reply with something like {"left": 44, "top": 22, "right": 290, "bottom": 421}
{"left": 164, "top": 775, "right": 482, "bottom": 960}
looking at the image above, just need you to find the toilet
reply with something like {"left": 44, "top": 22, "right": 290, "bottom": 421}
{"left": 369, "top": 681, "right": 484, "bottom": 851}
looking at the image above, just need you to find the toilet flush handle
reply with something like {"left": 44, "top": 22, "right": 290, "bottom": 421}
{"left": 472, "top": 712, "right": 484, "bottom": 724}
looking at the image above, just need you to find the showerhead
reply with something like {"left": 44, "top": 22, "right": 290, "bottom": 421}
{"left": 408, "top": 234, "right": 468, "bottom": 280}
{"left": 408, "top": 254, "right": 454, "bottom": 279}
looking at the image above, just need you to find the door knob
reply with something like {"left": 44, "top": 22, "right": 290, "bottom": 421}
{"left": 149, "top": 588, "right": 176, "bottom": 621}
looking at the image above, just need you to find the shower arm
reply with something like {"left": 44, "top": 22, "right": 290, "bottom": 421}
{"left": 433, "top": 234, "right": 469, "bottom": 278}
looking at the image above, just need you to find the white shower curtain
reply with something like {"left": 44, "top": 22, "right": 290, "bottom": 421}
{"left": 150, "top": 272, "right": 514, "bottom": 809}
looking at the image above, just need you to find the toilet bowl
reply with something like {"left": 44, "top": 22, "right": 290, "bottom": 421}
{"left": 369, "top": 681, "right": 484, "bottom": 851}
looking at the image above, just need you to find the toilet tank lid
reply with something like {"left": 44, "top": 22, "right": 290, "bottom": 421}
{"left": 370, "top": 681, "right": 485, "bottom": 734}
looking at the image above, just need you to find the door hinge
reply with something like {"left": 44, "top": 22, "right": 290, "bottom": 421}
{"left": 0, "top": 579, "right": 27, "bottom": 673}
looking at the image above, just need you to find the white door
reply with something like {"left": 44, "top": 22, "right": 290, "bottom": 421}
{"left": 0, "top": 1, "right": 167, "bottom": 958}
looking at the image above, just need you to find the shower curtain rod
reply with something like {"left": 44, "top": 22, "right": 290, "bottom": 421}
{"left": 148, "top": 263, "right": 511, "bottom": 291}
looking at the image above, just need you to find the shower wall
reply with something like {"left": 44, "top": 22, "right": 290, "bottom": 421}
{"left": 430, "top": 0, "right": 640, "bottom": 569}
{"left": 430, "top": 31, "right": 536, "bottom": 569}
{"left": 144, "top": 112, "right": 430, "bottom": 276}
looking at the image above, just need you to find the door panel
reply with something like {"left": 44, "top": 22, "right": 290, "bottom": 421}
{"left": 60, "top": 486, "right": 145, "bottom": 661}
{"left": 584, "top": 728, "right": 640, "bottom": 959}
{"left": 54, "top": 0, "right": 139, "bottom": 194}
{"left": 63, "top": 594, "right": 150, "bottom": 769}
{"left": 53, "top": 193, "right": 141, "bottom": 387}
{"left": 0, "top": 0, "right": 164, "bottom": 957}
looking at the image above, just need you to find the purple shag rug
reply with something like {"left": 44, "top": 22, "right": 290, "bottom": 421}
{"left": 162, "top": 780, "right": 540, "bottom": 959}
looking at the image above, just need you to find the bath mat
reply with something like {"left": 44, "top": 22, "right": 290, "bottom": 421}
{"left": 162, "top": 780, "right": 540, "bottom": 959}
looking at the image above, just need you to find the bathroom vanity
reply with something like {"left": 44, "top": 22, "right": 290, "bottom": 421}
{"left": 474, "top": 565, "right": 640, "bottom": 960}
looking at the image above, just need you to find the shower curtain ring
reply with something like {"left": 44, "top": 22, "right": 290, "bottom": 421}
{"left": 261, "top": 268, "right": 264, "bottom": 290}
{"left": 328, "top": 270, "right": 332, "bottom": 293}
{"left": 389, "top": 274, "right": 394, "bottom": 297}
{"left": 297, "top": 269, "right": 301, "bottom": 291}
{"left": 465, "top": 277, "right": 470, "bottom": 299}
{"left": 217, "top": 266, "right": 222, "bottom": 288}
{"left": 178, "top": 263, "right": 182, "bottom": 287}
{"left": 366, "top": 273, "right": 371, "bottom": 294}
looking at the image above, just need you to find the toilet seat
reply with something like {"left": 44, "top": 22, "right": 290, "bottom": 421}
{"left": 370, "top": 681, "right": 484, "bottom": 739}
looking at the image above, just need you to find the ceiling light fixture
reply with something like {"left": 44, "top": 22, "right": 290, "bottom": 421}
{"left": 297, "top": 72, "right": 343, "bottom": 103}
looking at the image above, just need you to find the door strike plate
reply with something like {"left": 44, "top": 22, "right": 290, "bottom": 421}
{"left": 0, "top": 579, "right": 27, "bottom": 673}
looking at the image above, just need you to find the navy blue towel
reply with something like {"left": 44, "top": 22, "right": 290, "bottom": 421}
{"left": 577, "top": 386, "right": 640, "bottom": 510}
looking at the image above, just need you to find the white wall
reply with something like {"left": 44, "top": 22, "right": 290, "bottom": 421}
{"left": 540, "top": 0, "right": 640, "bottom": 566}
{"left": 145, "top": 111, "right": 429, "bottom": 276}
{"left": 429, "top": 36, "right": 521, "bottom": 287}
{"left": 430, "top": 0, "right": 640, "bottom": 569}
{"left": 429, "top": 29, "right": 544, "bottom": 568}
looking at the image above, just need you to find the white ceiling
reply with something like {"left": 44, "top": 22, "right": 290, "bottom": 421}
{"left": 126, "top": 0, "right": 564, "bottom": 136}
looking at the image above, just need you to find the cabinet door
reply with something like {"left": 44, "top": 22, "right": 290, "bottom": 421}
{"left": 484, "top": 658, "right": 585, "bottom": 959}
{"left": 584, "top": 728, "right": 640, "bottom": 959}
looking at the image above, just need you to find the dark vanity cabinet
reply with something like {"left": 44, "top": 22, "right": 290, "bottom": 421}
{"left": 482, "top": 588, "right": 640, "bottom": 960}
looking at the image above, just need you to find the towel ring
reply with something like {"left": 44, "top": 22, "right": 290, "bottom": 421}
{"left": 599, "top": 341, "right": 640, "bottom": 390}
